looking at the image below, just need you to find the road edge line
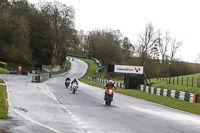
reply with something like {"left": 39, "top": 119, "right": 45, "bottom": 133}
{"left": 5, "top": 81, "right": 62, "bottom": 133}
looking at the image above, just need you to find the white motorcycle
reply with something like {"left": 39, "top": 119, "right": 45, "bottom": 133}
{"left": 71, "top": 82, "right": 78, "bottom": 94}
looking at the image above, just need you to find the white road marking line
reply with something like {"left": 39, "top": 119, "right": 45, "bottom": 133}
{"left": 44, "top": 83, "right": 58, "bottom": 101}
{"left": 5, "top": 81, "right": 62, "bottom": 133}
{"left": 29, "top": 83, "right": 57, "bottom": 101}
{"left": 44, "top": 83, "right": 92, "bottom": 133}
{"left": 13, "top": 108, "right": 62, "bottom": 133}
{"left": 68, "top": 112, "right": 72, "bottom": 115}
{"left": 5, "top": 81, "right": 12, "bottom": 106}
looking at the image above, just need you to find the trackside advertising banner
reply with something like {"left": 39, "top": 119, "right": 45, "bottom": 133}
{"left": 114, "top": 65, "right": 143, "bottom": 74}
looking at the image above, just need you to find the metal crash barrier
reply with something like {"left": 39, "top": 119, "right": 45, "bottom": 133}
{"left": 32, "top": 69, "right": 49, "bottom": 83}
{"left": 40, "top": 73, "right": 50, "bottom": 82}
{"left": 32, "top": 69, "right": 40, "bottom": 82}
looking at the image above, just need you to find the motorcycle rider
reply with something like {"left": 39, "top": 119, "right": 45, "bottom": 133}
{"left": 104, "top": 80, "right": 116, "bottom": 100}
{"left": 71, "top": 78, "right": 78, "bottom": 90}
{"left": 65, "top": 76, "right": 71, "bottom": 82}
{"left": 65, "top": 76, "right": 71, "bottom": 88}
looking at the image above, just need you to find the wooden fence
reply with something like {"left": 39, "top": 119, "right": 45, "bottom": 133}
{"left": 156, "top": 76, "right": 200, "bottom": 87}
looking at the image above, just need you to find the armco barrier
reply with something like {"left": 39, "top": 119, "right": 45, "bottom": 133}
{"left": 140, "top": 85, "right": 197, "bottom": 103}
{"left": 40, "top": 73, "right": 50, "bottom": 82}
{"left": 67, "top": 54, "right": 86, "bottom": 59}
{"left": 32, "top": 69, "right": 40, "bottom": 82}
{"left": 67, "top": 54, "right": 101, "bottom": 65}
{"left": 32, "top": 71, "right": 50, "bottom": 83}
{"left": 9, "top": 71, "right": 17, "bottom": 74}
{"left": 88, "top": 76, "right": 125, "bottom": 89}
{"left": 50, "top": 68, "right": 65, "bottom": 75}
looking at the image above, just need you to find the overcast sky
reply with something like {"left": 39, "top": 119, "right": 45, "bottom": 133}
{"left": 29, "top": 0, "right": 200, "bottom": 63}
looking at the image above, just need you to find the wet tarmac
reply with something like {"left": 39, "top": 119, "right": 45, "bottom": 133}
{"left": 1, "top": 58, "right": 200, "bottom": 133}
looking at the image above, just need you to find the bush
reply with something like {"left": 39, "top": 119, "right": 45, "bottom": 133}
{"left": 0, "top": 68, "right": 10, "bottom": 74}
{"left": 0, "top": 62, "right": 7, "bottom": 68}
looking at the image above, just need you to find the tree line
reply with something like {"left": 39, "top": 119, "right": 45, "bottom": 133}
{"left": 0, "top": 0, "right": 77, "bottom": 69}
{"left": 73, "top": 25, "right": 200, "bottom": 78}
{"left": 0, "top": 0, "right": 199, "bottom": 77}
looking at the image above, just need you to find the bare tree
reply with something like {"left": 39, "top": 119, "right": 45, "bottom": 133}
{"left": 170, "top": 37, "right": 182, "bottom": 61}
{"left": 78, "top": 30, "right": 89, "bottom": 56}
{"left": 157, "top": 30, "right": 170, "bottom": 62}
{"left": 137, "top": 23, "right": 157, "bottom": 65}
{"left": 195, "top": 53, "right": 200, "bottom": 64}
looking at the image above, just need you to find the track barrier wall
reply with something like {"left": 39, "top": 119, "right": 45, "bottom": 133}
{"left": 140, "top": 85, "right": 197, "bottom": 103}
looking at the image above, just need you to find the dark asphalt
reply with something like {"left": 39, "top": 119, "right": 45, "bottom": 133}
{"left": 0, "top": 58, "right": 200, "bottom": 133}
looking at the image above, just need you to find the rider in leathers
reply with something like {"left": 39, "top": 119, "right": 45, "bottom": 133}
{"left": 71, "top": 78, "right": 78, "bottom": 90}
{"left": 104, "top": 80, "right": 116, "bottom": 100}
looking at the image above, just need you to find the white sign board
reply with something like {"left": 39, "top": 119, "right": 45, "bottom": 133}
{"left": 114, "top": 65, "right": 143, "bottom": 74}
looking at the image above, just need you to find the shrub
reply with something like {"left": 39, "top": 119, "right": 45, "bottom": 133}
{"left": 0, "top": 62, "right": 7, "bottom": 68}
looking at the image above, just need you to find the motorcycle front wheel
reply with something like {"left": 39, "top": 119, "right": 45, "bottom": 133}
{"left": 105, "top": 101, "right": 111, "bottom": 106}
{"left": 105, "top": 101, "right": 108, "bottom": 105}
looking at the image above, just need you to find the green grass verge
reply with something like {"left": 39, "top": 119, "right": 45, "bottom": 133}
{"left": 114, "top": 80, "right": 124, "bottom": 83}
{"left": 115, "top": 88, "right": 200, "bottom": 114}
{"left": 0, "top": 67, "right": 9, "bottom": 74}
{"left": 0, "top": 79, "right": 3, "bottom": 83}
{"left": 150, "top": 74, "right": 200, "bottom": 95}
{"left": 66, "top": 59, "right": 71, "bottom": 71}
{"left": 0, "top": 80, "right": 8, "bottom": 119}
{"left": 67, "top": 56, "right": 100, "bottom": 81}
{"left": 71, "top": 56, "right": 200, "bottom": 115}
{"left": 79, "top": 78, "right": 200, "bottom": 115}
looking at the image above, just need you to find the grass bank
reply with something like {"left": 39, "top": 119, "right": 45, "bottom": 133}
{"left": 71, "top": 56, "right": 200, "bottom": 115}
{"left": 66, "top": 59, "right": 71, "bottom": 71}
{"left": 115, "top": 89, "right": 200, "bottom": 114}
{"left": 0, "top": 79, "right": 8, "bottom": 119}
{"left": 0, "top": 67, "right": 9, "bottom": 74}
{"left": 150, "top": 74, "right": 200, "bottom": 95}
{"left": 68, "top": 56, "right": 100, "bottom": 81}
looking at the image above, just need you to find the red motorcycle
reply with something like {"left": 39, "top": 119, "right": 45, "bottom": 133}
{"left": 104, "top": 88, "right": 113, "bottom": 106}
{"left": 104, "top": 82, "right": 117, "bottom": 106}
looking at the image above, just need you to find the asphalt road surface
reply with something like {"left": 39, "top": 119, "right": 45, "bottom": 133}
{"left": 0, "top": 58, "right": 200, "bottom": 133}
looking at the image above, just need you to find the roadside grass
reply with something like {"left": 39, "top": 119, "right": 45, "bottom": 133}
{"left": 0, "top": 79, "right": 3, "bottom": 83}
{"left": 115, "top": 88, "right": 200, "bottom": 115}
{"left": 67, "top": 56, "right": 100, "bottom": 81}
{"left": 0, "top": 80, "right": 8, "bottom": 119}
{"left": 72, "top": 56, "right": 200, "bottom": 115}
{"left": 150, "top": 74, "right": 200, "bottom": 95}
{"left": 114, "top": 80, "right": 124, "bottom": 83}
{"left": 51, "top": 75, "right": 58, "bottom": 78}
{"left": 81, "top": 79, "right": 200, "bottom": 115}
{"left": 116, "top": 74, "right": 200, "bottom": 94}
{"left": 66, "top": 59, "right": 71, "bottom": 71}
{"left": 0, "top": 67, "right": 9, "bottom": 74}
